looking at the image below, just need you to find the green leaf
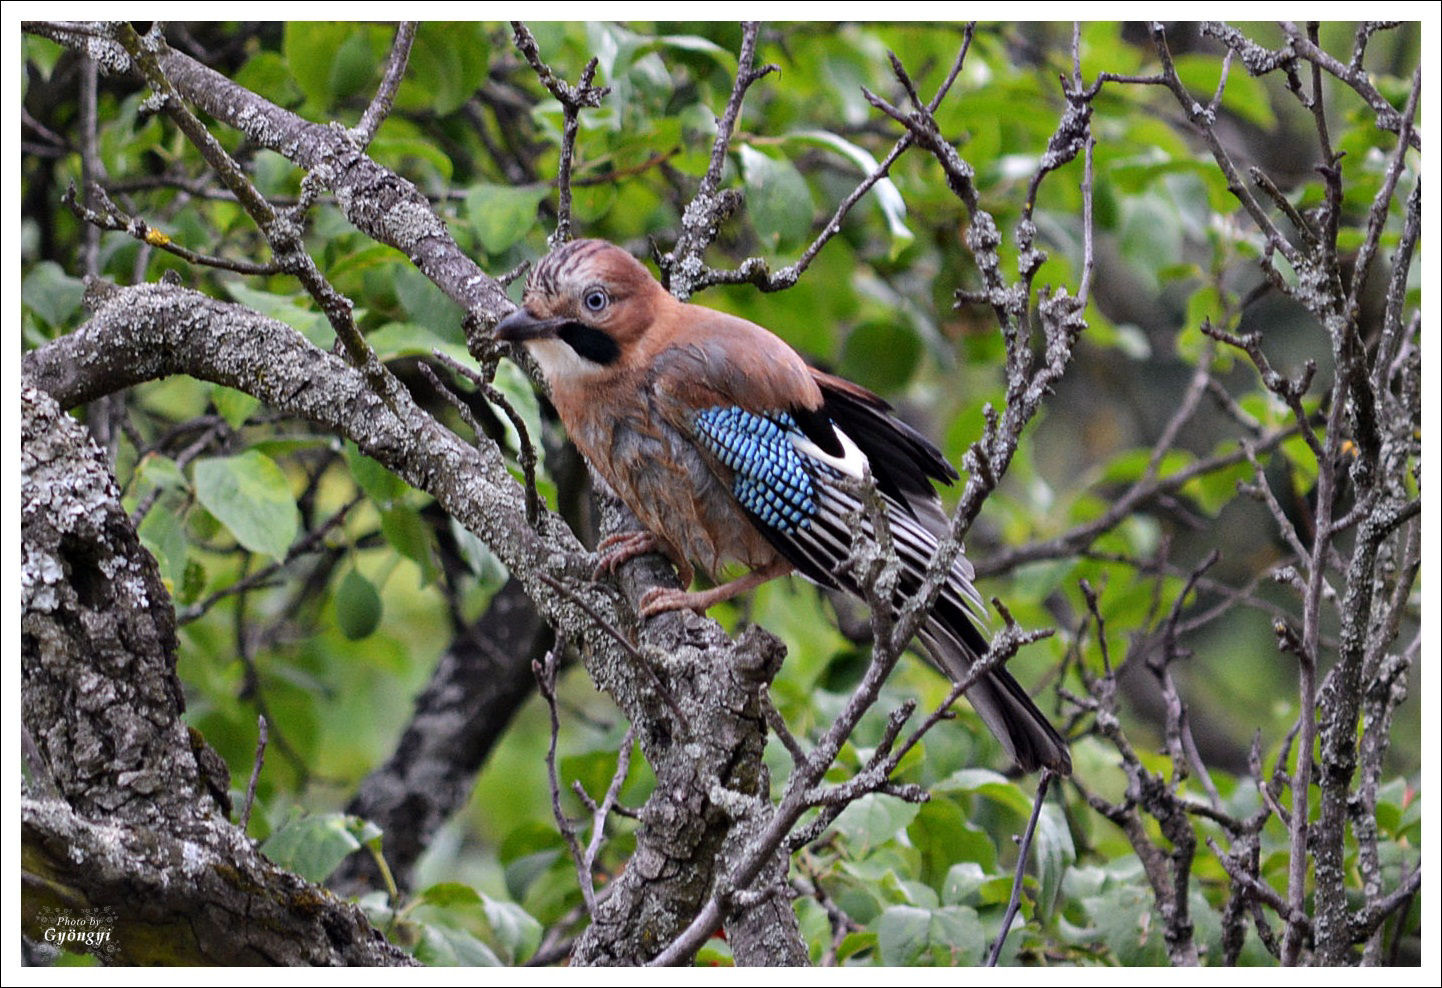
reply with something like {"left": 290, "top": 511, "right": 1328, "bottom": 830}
{"left": 787, "top": 129, "right": 913, "bottom": 252}
{"left": 465, "top": 184, "right": 549, "bottom": 255}
{"left": 178, "top": 558, "right": 207, "bottom": 606}
{"left": 490, "top": 359, "right": 545, "bottom": 459}
{"left": 1118, "top": 194, "right": 1182, "bottom": 293}
{"left": 908, "top": 797, "right": 974, "bottom": 890}
{"left": 380, "top": 504, "right": 438, "bottom": 585}
{"left": 1082, "top": 879, "right": 1168, "bottom": 965}
{"left": 21, "top": 261, "right": 85, "bottom": 331}
{"left": 329, "top": 30, "right": 379, "bottom": 107}
{"left": 344, "top": 440, "right": 410, "bottom": 506}
{"left": 249, "top": 149, "right": 300, "bottom": 199}
{"left": 641, "top": 33, "right": 738, "bottom": 73}
{"left": 24, "top": 35, "right": 64, "bottom": 82}
{"left": 132, "top": 453, "right": 188, "bottom": 496}
{"left": 417, "top": 882, "right": 484, "bottom": 908}
{"left": 876, "top": 904, "right": 931, "bottom": 965}
{"left": 368, "top": 134, "right": 455, "bottom": 183}
{"left": 586, "top": 21, "right": 643, "bottom": 86}
{"left": 839, "top": 319, "right": 922, "bottom": 394}
{"left": 284, "top": 23, "right": 358, "bottom": 109}
{"left": 334, "top": 568, "right": 383, "bottom": 640}
{"left": 836, "top": 931, "right": 878, "bottom": 963}
{"left": 414, "top": 923, "right": 502, "bottom": 967}
{"left": 831, "top": 793, "right": 921, "bottom": 854}
{"left": 876, "top": 904, "right": 986, "bottom": 966}
{"left": 234, "top": 51, "right": 301, "bottom": 106}
{"left": 482, "top": 894, "right": 542, "bottom": 964}
{"left": 396, "top": 23, "right": 490, "bottom": 116}
{"left": 211, "top": 384, "right": 260, "bottom": 430}
{"left": 1172, "top": 54, "right": 1276, "bottom": 129}
{"left": 570, "top": 183, "right": 617, "bottom": 223}
{"left": 1032, "top": 802, "right": 1075, "bottom": 921}
{"left": 935, "top": 768, "right": 1034, "bottom": 819}
{"left": 261, "top": 810, "right": 371, "bottom": 883}
{"left": 393, "top": 265, "right": 465, "bottom": 341}
{"left": 138, "top": 502, "right": 189, "bottom": 588}
{"left": 192, "top": 451, "right": 299, "bottom": 560}
{"left": 503, "top": 848, "right": 562, "bottom": 906}
{"left": 365, "top": 321, "right": 468, "bottom": 366}
{"left": 941, "top": 862, "right": 987, "bottom": 906}
{"left": 738, "top": 145, "right": 814, "bottom": 252}
{"left": 449, "top": 516, "right": 509, "bottom": 585}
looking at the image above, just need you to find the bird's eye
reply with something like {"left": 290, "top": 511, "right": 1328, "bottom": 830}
{"left": 583, "top": 288, "right": 610, "bottom": 313}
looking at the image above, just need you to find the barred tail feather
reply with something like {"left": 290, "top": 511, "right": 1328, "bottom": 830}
{"left": 918, "top": 622, "right": 1072, "bottom": 775}
{"left": 754, "top": 461, "right": 1071, "bottom": 775}
{"left": 693, "top": 402, "right": 1070, "bottom": 774}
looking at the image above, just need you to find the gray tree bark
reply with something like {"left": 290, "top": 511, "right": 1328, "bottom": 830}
{"left": 21, "top": 384, "right": 416, "bottom": 966}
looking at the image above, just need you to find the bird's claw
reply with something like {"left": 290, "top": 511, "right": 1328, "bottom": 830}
{"left": 593, "top": 530, "right": 661, "bottom": 580}
{"left": 637, "top": 587, "right": 706, "bottom": 619}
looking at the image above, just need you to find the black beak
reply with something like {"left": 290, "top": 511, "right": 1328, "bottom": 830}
{"left": 494, "top": 307, "right": 569, "bottom": 342}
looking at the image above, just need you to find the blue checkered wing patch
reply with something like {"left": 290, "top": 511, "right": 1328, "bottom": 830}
{"left": 693, "top": 406, "right": 818, "bottom": 534}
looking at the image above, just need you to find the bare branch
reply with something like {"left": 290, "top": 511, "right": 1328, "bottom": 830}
{"left": 1347, "top": 65, "right": 1420, "bottom": 331}
{"left": 985, "top": 770, "right": 1055, "bottom": 966}
{"left": 511, "top": 22, "right": 610, "bottom": 247}
{"left": 352, "top": 21, "right": 416, "bottom": 148}
{"left": 63, "top": 181, "right": 282, "bottom": 275}
{"left": 239, "top": 715, "right": 269, "bottom": 832}
{"left": 664, "top": 21, "right": 777, "bottom": 299}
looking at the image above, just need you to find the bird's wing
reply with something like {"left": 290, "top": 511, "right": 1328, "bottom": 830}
{"left": 647, "top": 323, "right": 1070, "bottom": 774}
{"left": 645, "top": 326, "right": 985, "bottom": 619}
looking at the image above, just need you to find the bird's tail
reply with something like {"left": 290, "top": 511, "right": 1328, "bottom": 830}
{"left": 919, "top": 617, "right": 1072, "bottom": 775}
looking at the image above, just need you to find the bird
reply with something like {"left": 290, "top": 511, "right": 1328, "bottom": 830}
{"left": 494, "top": 238, "right": 1070, "bottom": 774}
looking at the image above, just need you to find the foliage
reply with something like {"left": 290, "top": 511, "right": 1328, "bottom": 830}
{"left": 20, "top": 20, "right": 1421, "bottom": 967}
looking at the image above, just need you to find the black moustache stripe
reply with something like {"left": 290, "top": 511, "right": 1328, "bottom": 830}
{"left": 557, "top": 322, "right": 621, "bottom": 366}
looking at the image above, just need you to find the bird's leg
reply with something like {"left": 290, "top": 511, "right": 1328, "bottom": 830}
{"left": 596, "top": 530, "right": 661, "bottom": 574}
{"left": 595, "top": 529, "right": 696, "bottom": 588}
{"left": 638, "top": 560, "right": 793, "bottom": 619}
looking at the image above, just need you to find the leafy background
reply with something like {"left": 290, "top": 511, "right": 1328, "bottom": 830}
{"left": 20, "top": 21, "right": 1421, "bottom": 966}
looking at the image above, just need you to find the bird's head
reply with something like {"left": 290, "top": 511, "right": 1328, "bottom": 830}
{"left": 494, "top": 239, "right": 662, "bottom": 381}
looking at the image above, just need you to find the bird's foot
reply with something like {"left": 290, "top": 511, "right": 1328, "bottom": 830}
{"left": 638, "top": 562, "right": 792, "bottom": 619}
{"left": 593, "top": 530, "right": 661, "bottom": 579}
{"left": 637, "top": 586, "right": 725, "bottom": 619}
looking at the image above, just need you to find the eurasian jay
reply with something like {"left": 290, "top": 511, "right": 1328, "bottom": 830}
{"left": 495, "top": 239, "right": 1070, "bottom": 774}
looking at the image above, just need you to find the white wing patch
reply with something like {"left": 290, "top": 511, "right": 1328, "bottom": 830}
{"left": 792, "top": 427, "right": 868, "bottom": 480}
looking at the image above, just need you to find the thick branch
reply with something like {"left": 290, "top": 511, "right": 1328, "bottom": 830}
{"left": 332, "top": 578, "right": 552, "bottom": 894}
{"left": 20, "top": 385, "right": 412, "bottom": 966}
{"left": 24, "top": 281, "right": 791, "bottom": 967}
{"left": 22, "top": 796, "right": 412, "bottom": 965}
{"left": 25, "top": 20, "right": 513, "bottom": 326}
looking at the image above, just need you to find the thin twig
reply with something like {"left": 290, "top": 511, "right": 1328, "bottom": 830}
{"left": 78, "top": 53, "right": 103, "bottom": 278}
{"left": 510, "top": 22, "right": 610, "bottom": 247}
{"left": 686, "top": 28, "right": 977, "bottom": 296}
{"left": 986, "top": 770, "right": 1054, "bottom": 966}
{"left": 535, "top": 573, "right": 690, "bottom": 733}
{"left": 534, "top": 641, "right": 593, "bottom": 910}
{"left": 114, "top": 23, "right": 397, "bottom": 402}
{"left": 427, "top": 351, "right": 543, "bottom": 530}
{"left": 63, "top": 181, "right": 283, "bottom": 275}
{"left": 663, "top": 21, "right": 777, "bottom": 299}
{"left": 353, "top": 22, "right": 416, "bottom": 149}
{"left": 239, "top": 715, "right": 269, "bottom": 831}
{"left": 761, "top": 695, "right": 806, "bottom": 765}
{"left": 1346, "top": 65, "right": 1419, "bottom": 330}
{"left": 1146, "top": 24, "right": 1302, "bottom": 270}
{"left": 1268, "top": 21, "right": 1420, "bottom": 149}
{"left": 576, "top": 725, "right": 637, "bottom": 914}
{"left": 178, "top": 495, "right": 363, "bottom": 623}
